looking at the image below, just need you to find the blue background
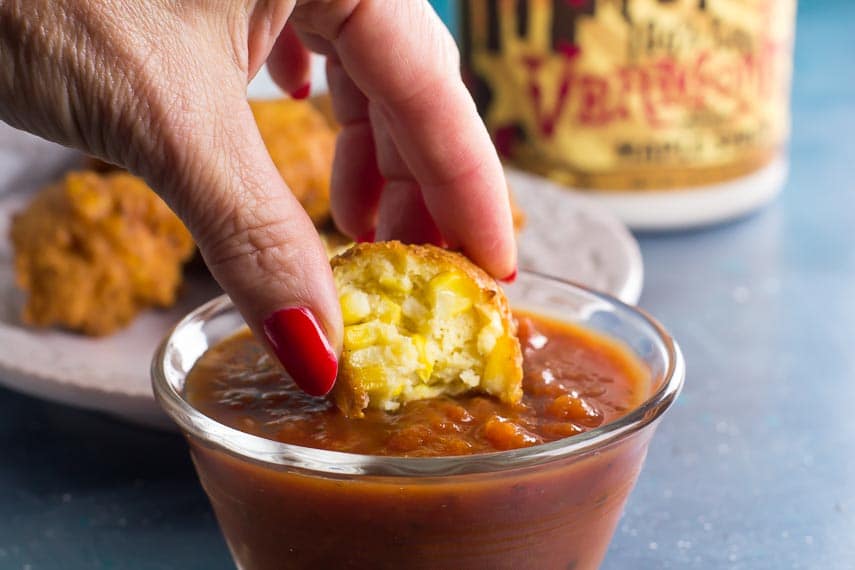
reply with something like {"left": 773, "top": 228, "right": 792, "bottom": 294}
{"left": 2, "top": 2, "right": 854, "bottom": 568}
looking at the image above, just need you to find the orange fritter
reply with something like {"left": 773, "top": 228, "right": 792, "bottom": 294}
{"left": 250, "top": 98, "right": 336, "bottom": 225}
{"left": 9, "top": 171, "right": 195, "bottom": 336}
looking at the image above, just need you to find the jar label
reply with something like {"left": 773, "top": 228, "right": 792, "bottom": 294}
{"left": 460, "top": 0, "right": 796, "bottom": 190}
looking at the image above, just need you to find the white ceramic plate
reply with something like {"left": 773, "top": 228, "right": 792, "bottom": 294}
{"left": 0, "top": 118, "right": 641, "bottom": 429}
{"left": 508, "top": 168, "right": 643, "bottom": 304}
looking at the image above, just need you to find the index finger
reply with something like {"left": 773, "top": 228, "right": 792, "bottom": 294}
{"left": 293, "top": 0, "right": 516, "bottom": 279}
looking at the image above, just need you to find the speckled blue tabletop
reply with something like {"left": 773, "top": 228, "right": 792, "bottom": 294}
{"left": 2, "top": 2, "right": 853, "bottom": 569}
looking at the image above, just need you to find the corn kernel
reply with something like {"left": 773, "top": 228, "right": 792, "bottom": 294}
{"left": 483, "top": 336, "right": 515, "bottom": 393}
{"left": 375, "top": 296, "right": 402, "bottom": 324}
{"left": 341, "top": 290, "right": 371, "bottom": 325}
{"left": 344, "top": 323, "right": 380, "bottom": 350}
{"left": 388, "top": 337, "right": 418, "bottom": 363}
{"left": 412, "top": 334, "right": 434, "bottom": 381}
{"left": 429, "top": 271, "right": 477, "bottom": 317}
{"left": 477, "top": 318, "right": 501, "bottom": 354}
{"left": 434, "top": 291, "right": 472, "bottom": 318}
{"left": 429, "top": 271, "right": 477, "bottom": 297}
{"left": 379, "top": 272, "right": 412, "bottom": 293}
{"left": 401, "top": 297, "right": 428, "bottom": 321}
{"left": 354, "top": 365, "right": 388, "bottom": 392}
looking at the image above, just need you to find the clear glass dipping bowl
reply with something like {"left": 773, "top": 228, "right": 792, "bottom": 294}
{"left": 152, "top": 272, "right": 684, "bottom": 570}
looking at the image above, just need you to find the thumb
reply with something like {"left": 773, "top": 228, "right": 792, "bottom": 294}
{"left": 165, "top": 101, "right": 342, "bottom": 396}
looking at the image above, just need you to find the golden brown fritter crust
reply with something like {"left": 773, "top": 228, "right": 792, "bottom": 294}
{"left": 9, "top": 171, "right": 195, "bottom": 336}
{"left": 331, "top": 241, "right": 512, "bottom": 304}
{"left": 250, "top": 98, "right": 336, "bottom": 226}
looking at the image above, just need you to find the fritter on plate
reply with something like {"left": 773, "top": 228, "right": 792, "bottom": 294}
{"left": 9, "top": 171, "right": 194, "bottom": 336}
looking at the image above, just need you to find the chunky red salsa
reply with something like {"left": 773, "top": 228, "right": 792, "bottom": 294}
{"left": 185, "top": 311, "right": 649, "bottom": 456}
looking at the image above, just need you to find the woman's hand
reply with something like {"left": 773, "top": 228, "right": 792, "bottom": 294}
{"left": 0, "top": 0, "right": 516, "bottom": 395}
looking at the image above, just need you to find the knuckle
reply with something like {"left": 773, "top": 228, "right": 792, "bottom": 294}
{"left": 201, "top": 209, "right": 300, "bottom": 278}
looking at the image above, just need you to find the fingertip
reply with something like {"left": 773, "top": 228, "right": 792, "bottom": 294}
{"left": 159, "top": 94, "right": 343, "bottom": 396}
{"left": 290, "top": 82, "right": 311, "bottom": 100}
{"left": 356, "top": 229, "right": 375, "bottom": 243}
{"left": 467, "top": 240, "right": 517, "bottom": 283}
{"left": 267, "top": 24, "right": 312, "bottom": 96}
{"left": 455, "top": 204, "right": 517, "bottom": 281}
{"left": 499, "top": 267, "right": 517, "bottom": 284}
{"left": 421, "top": 165, "right": 518, "bottom": 280}
{"left": 263, "top": 306, "right": 339, "bottom": 396}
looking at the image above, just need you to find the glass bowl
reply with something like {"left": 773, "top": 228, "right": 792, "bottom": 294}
{"left": 152, "top": 272, "right": 684, "bottom": 570}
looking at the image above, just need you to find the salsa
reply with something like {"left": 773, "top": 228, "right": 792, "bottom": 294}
{"left": 185, "top": 311, "right": 649, "bottom": 456}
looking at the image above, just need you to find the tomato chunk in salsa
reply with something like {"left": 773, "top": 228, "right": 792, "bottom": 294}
{"left": 184, "top": 311, "right": 649, "bottom": 457}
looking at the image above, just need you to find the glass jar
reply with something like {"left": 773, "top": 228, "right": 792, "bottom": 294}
{"left": 456, "top": 0, "right": 797, "bottom": 229}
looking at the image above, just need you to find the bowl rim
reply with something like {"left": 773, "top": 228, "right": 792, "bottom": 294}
{"left": 151, "top": 271, "right": 685, "bottom": 478}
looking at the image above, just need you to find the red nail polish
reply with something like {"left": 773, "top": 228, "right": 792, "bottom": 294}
{"left": 500, "top": 267, "right": 518, "bottom": 284}
{"left": 263, "top": 307, "right": 337, "bottom": 396}
{"left": 356, "top": 229, "right": 375, "bottom": 243}
{"left": 290, "top": 83, "right": 311, "bottom": 100}
{"left": 426, "top": 230, "right": 447, "bottom": 249}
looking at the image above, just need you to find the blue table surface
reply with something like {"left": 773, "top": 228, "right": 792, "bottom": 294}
{"left": 2, "top": 3, "right": 853, "bottom": 569}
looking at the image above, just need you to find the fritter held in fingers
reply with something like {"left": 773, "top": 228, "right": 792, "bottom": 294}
{"left": 331, "top": 241, "right": 523, "bottom": 417}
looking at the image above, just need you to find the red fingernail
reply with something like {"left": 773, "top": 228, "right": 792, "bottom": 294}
{"left": 357, "top": 229, "right": 375, "bottom": 243}
{"left": 426, "top": 230, "right": 447, "bottom": 249}
{"left": 263, "top": 307, "right": 337, "bottom": 396}
{"left": 290, "top": 83, "right": 311, "bottom": 100}
{"left": 500, "top": 267, "right": 518, "bottom": 284}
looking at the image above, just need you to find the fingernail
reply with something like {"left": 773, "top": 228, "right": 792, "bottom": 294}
{"left": 290, "top": 83, "right": 311, "bottom": 100}
{"left": 356, "top": 229, "right": 375, "bottom": 243}
{"left": 500, "top": 267, "right": 518, "bottom": 284}
{"left": 427, "top": 230, "right": 447, "bottom": 249}
{"left": 263, "top": 307, "right": 337, "bottom": 396}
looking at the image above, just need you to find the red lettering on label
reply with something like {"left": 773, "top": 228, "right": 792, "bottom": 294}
{"left": 519, "top": 43, "right": 781, "bottom": 135}
{"left": 522, "top": 53, "right": 577, "bottom": 138}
